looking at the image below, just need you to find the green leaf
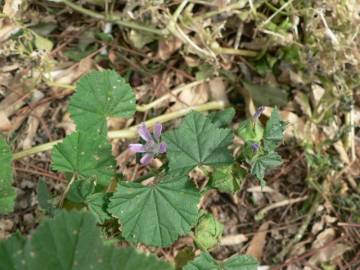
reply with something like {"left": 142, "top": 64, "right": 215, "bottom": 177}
{"left": 184, "top": 253, "right": 219, "bottom": 270}
{"left": 263, "top": 108, "right": 286, "bottom": 151}
{"left": 222, "top": 255, "right": 258, "bottom": 270}
{"left": 86, "top": 192, "right": 112, "bottom": 223}
{"left": 0, "top": 233, "right": 26, "bottom": 270}
{"left": 0, "top": 211, "right": 173, "bottom": 270}
{"left": 109, "top": 175, "right": 200, "bottom": 247}
{"left": 184, "top": 253, "right": 258, "bottom": 270}
{"left": 51, "top": 132, "right": 116, "bottom": 187}
{"left": 163, "top": 111, "right": 233, "bottom": 176}
{"left": 194, "top": 212, "right": 224, "bottom": 250}
{"left": 0, "top": 137, "right": 16, "bottom": 214}
{"left": 69, "top": 70, "right": 136, "bottom": 135}
{"left": 208, "top": 108, "right": 235, "bottom": 128}
{"left": 66, "top": 178, "right": 96, "bottom": 203}
{"left": 243, "top": 81, "right": 288, "bottom": 107}
{"left": 209, "top": 165, "right": 241, "bottom": 193}
{"left": 37, "top": 179, "right": 54, "bottom": 215}
{"left": 237, "top": 120, "right": 263, "bottom": 143}
{"left": 250, "top": 151, "right": 282, "bottom": 186}
{"left": 103, "top": 246, "right": 173, "bottom": 270}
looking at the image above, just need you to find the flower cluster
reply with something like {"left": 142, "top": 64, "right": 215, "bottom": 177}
{"left": 129, "top": 123, "right": 167, "bottom": 165}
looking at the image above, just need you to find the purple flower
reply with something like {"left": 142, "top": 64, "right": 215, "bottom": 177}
{"left": 251, "top": 143, "right": 259, "bottom": 152}
{"left": 253, "top": 106, "right": 265, "bottom": 120}
{"left": 129, "top": 123, "right": 167, "bottom": 165}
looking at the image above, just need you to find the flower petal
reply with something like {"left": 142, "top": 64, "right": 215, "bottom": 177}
{"left": 140, "top": 153, "right": 153, "bottom": 165}
{"left": 153, "top": 122, "right": 162, "bottom": 140}
{"left": 158, "top": 142, "right": 167, "bottom": 154}
{"left": 129, "top": 144, "right": 146, "bottom": 153}
{"left": 138, "top": 123, "right": 153, "bottom": 142}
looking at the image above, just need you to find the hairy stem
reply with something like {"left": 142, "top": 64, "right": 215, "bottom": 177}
{"left": 12, "top": 101, "right": 226, "bottom": 160}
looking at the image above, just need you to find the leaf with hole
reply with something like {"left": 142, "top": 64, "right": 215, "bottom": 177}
{"left": 109, "top": 175, "right": 200, "bottom": 247}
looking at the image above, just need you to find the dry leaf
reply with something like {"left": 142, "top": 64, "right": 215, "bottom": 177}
{"left": 246, "top": 221, "right": 270, "bottom": 260}
{"left": 208, "top": 77, "right": 229, "bottom": 104}
{"left": 157, "top": 37, "right": 182, "bottom": 60}
{"left": 3, "top": 0, "right": 22, "bottom": 17}
{"left": 0, "top": 111, "right": 12, "bottom": 132}
{"left": 170, "top": 81, "right": 209, "bottom": 111}
{"left": 220, "top": 234, "right": 248, "bottom": 246}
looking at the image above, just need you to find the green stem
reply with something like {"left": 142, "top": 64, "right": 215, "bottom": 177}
{"left": 12, "top": 101, "right": 226, "bottom": 160}
{"left": 61, "top": 0, "right": 165, "bottom": 35}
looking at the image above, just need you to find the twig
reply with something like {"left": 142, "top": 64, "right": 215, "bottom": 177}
{"left": 12, "top": 101, "right": 226, "bottom": 160}
{"left": 255, "top": 195, "right": 308, "bottom": 221}
{"left": 275, "top": 192, "right": 321, "bottom": 262}
{"left": 58, "top": 174, "right": 76, "bottom": 207}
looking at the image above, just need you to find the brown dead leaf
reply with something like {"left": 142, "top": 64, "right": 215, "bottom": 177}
{"left": 20, "top": 102, "right": 49, "bottom": 150}
{"left": 157, "top": 37, "right": 182, "bottom": 60}
{"left": 246, "top": 221, "right": 270, "bottom": 261}
{"left": 0, "top": 19, "right": 19, "bottom": 42}
{"left": 220, "top": 234, "right": 248, "bottom": 246}
{"left": 3, "top": 0, "right": 22, "bottom": 17}
{"left": 169, "top": 81, "right": 209, "bottom": 111}
{"left": 208, "top": 77, "right": 229, "bottom": 104}
{"left": 0, "top": 111, "right": 12, "bottom": 132}
{"left": 56, "top": 112, "right": 76, "bottom": 136}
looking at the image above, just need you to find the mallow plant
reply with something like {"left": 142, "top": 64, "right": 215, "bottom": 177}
{"left": 0, "top": 70, "right": 285, "bottom": 269}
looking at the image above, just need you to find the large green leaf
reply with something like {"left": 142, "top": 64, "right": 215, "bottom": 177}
{"left": 0, "top": 233, "right": 25, "bottom": 270}
{"left": 51, "top": 132, "right": 116, "bottom": 186}
{"left": 109, "top": 175, "right": 200, "bottom": 247}
{"left": 0, "top": 137, "right": 16, "bottom": 214}
{"left": 69, "top": 70, "right": 136, "bottom": 135}
{"left": 163, "top": 111, "right": 233, "bottom": 175}
{"left": 0, "top": 211, "right": 173, "bottom": 270}
{"left": 184, "top": 252, "right": 257, "bottom": 270}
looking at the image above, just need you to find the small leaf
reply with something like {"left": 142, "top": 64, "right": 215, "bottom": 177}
{"left": 263, "top": 108, "right": 286, "bottom": 151}
{"left": 184, "top": 252, "right": 258, "bottom": 270}
{"left": 69, "top": 70, "right": 136, "bottom": 135}
{"left": 237, "top": 120, "right": 263, "bottom": 143}
{"left": 209, "top": 165, "right": 242, "bottom": 193}
{"left": 0, "top": 137, "right": 16, "bottom": 214}
{"left": 37, "top": 179, "right": 54, "bottom": 215}
{"left": 86, "top": 192, "right": 112, "bottom": 223}
{"left": 66, "top": 178, "right": 96, "bottom": 203}
{"left": 51, "top": 132, "right": 116, "bottom": 187}
{"left": 33, "top": 33, "right": 53, "bottom": 51}
{"left": 109, "top": 175, "right": 200, "bottom": 247}
{"left": 243, "top": 81, "right": 288, "bottom": 107}
{"left": 250, "top": 151, "right": 282, "bottom": 186}
{"left": 163, "top": 111, "right": 233, "bottom": 176}
{"left": 194, "top": 212, "right": 224, "bottom": 250}
{"left": 175, "top": 247, "right": 195, "bottom": 270}
{"left": 208, "top": 108, "right": 235, "bottom": 128}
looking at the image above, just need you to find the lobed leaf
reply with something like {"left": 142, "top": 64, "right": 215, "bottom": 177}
{"left": 109, "top": 175, "right": 200, "bottom": 247}
{"left": 51, "top": 132, "right": 116, "bottom": 187}
{"left": 184, "top": 252, "right": 258, "bottom": 270}
{"left": 250, "top": 151, "right": 282, "bottom": 186}
{"left": 163, "top": 111, "right": 233, "bottom": 176}
{"left": 194, "top": 212, "right": 224, "bottom": 250}
{"left": 0, "top": 137, "right": 16, "bottom": 214}
{"left": 0, "top": 211, "right": 173, "bottom": 270}
{"left": 69, "top": 70, "right": 136, "bottom": 135}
